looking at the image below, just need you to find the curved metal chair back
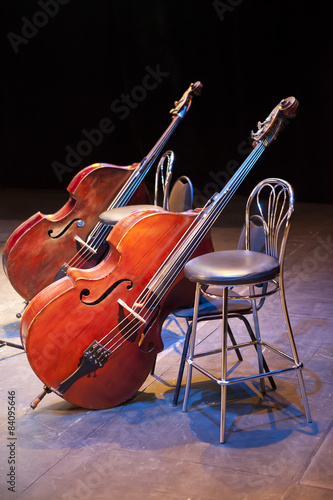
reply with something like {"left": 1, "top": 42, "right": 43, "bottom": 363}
{"left": 245, "top": 178, "right": 294, "bottom": 266}
{"left": 169, "top": 175, "right": 194, "bottom": 212}
{"left": 154, "top": 151, "right": 193, "bottom": 212}
{"left": 154, "top": 150, "right": 174, "bottom": 210}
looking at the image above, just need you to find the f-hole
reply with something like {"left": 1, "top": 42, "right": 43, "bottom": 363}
{"left": 48, "top": 219, "right": 82, "bottom": 239}
{"left": 80, "top": 279, "right": 133, "bottom": 306}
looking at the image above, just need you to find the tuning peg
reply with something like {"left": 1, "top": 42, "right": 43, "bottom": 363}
{"left": 191, "top": 81, "right": 203, "bottom": 96}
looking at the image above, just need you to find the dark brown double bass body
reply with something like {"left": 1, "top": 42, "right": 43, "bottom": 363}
{"left": 21, "top": 208, "right": 213, "bottom": 409}
{"left": 3, "top": 162, "right": 148, "bottom": 301}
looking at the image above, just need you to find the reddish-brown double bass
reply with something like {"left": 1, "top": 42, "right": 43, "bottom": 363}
{"left": 21, "top": 97, "right": 298, "bottom": 409}
{"left": 3, "top": 82, "right": 202, "bottom": 301}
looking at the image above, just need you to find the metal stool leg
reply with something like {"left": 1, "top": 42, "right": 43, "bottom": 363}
{"left": 250, "top": 285, "right": 266, "bottom": 394}
{"left": 220, "top": 286, "right": 229, "bottom": 443}
{"left": 236, "top": 315, "right": 277, "bottom": 390}
{"left": 182, "top": 283, "right": 201, "bottom": 412}
{"left": 280, "top": 281, "right": 312, "bottom": 422}
{"left": 174, "top": 318, "right": 243, "bottom": 406}
{"left": 173, "top": 321, "right": 191, "bottom": 406}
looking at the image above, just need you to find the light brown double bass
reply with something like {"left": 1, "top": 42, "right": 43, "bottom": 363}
{"left": 21, "top": 97, "right": 298, "bottom": 410}
{"left": 3, "top": 81, "right": 202, "bottom": 302}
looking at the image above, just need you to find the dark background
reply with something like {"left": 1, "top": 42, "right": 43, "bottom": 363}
{"left": 2, "top": 0, "right": 332, "bottom": 208}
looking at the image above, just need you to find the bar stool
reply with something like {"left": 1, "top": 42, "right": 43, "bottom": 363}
{"left": 172, "top": 221, "right": 277, "bottom": 407}
{"left": 181, "top": 178, "right": 312, "bottom": 443}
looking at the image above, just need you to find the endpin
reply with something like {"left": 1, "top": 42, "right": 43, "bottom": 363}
{"left": 16, "top": 301, "right": 29, "bottom": 319}
{"left": 30, "top": 385, "right": 52, "bottom": 409}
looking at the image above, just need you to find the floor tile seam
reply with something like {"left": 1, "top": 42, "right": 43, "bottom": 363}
{"left": 16, "top": 409, "right": 136, "bottom": 472}
{"left": 299, "top": 481, "right": 333, "bottom": 491}
{"left": 156, "top": 335, "right": 187, "bottom": 362}
{"left": 291, "top": 338, "right": 329, "bottom": 347}
{"left": 297, "top": 419, "right": 333, "bottom": 487}
{"left": 300, "top": 343, "right": 333, "bottom": 358}
{"left": 34, "top": 404, "right": 130, "bottom": 445}
{"left": 72, "top": 406, "right": 129, "bottom": 443}
{"left": 194, "top": 324, "right": 221, "bottom": 348}
{"left": 0, "top": 349, "right": 25, "bottom": 363}
{"left": 138, "top": 367, "right": 175, "bottom": 397}
{"left": 37, "top": 443, "right": 233, "bottom": 471}
{"left": 282, "top": 482, "right": 333, "bottom": 499}
{"left": 196, "top": 459, "right": 284, "bottom": 480}
{"left": 18, "top": 449, "right": 73, "bottom": 497}
{"left": 258, "top": 311, "right": 331, "bottom": 320}
{"left": 299, "top": 377, "right": 333, "bottom": 390}
{"left": 47, "top": 444, "right": 297, "bottom": 481}
{"left": 131, "top": 324, "right": 227, "bottom": 401}
{"left": 152, "top": 324, "right": 222, "bottom": 383}
{"left": 12, "top": 404, "right": 126, "bottom": 449}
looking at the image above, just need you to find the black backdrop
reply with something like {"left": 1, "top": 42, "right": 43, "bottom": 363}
{"left": 2, "top": 0, "right": 332, "bottom": 205}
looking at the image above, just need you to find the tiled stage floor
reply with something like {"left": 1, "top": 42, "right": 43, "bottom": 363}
{"left": 0, "top": 189, "right": 332, "bottom": 499}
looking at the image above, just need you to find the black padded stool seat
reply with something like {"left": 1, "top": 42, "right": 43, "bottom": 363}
{"left": 99, "top": 205, "right": 165, "bottom": 226}
{"left": 184, "top": 250, "right": 280, "bottom": 286}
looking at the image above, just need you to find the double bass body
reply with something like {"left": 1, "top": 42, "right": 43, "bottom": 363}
{"left": 3, "top": 162, "right": 148, "bottom": 301}
{"left": 21, "top": 208, "right": 213, "bottom": 409}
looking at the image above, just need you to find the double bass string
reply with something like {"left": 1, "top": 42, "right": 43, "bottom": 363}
{"left": 99, "top": 142, "right": 266, "bottom": 355}
{"left": 100, "top": 143, "right": 265, "bottom": 353}
{"left": 64, "top": 116, "right": 182, "bottom": 271}
{"left": 140, "top": 142, "right": 266, "bottom": 306}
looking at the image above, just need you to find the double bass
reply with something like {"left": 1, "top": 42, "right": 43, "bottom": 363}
{"left": 3, "top": 81, "right": 202, "bottom": 302}
{"left": 21, "top": 97, "right": 298, "bottom": 410}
